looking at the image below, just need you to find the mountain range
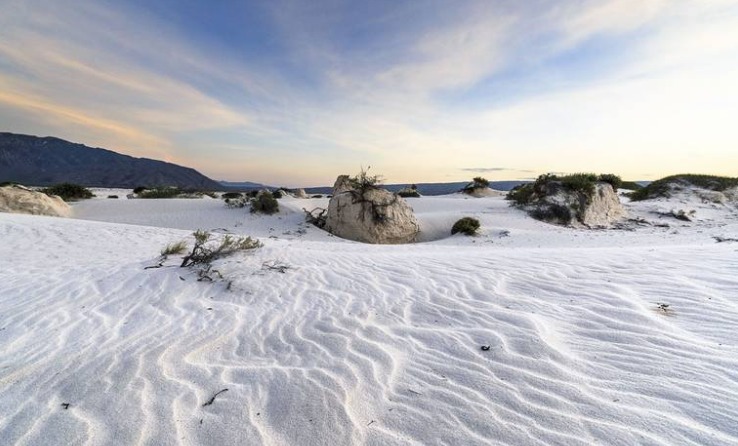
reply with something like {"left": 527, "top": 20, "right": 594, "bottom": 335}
{"left": 0, "top": 132, "right": 222, "bottom": 189}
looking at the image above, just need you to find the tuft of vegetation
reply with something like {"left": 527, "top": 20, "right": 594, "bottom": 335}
{"left": 630, "top": 174, "right": 738, "bottom": 201}
{"left": 161, "top": 240, "right": 187, "bottom": 256}
{"left": 312, "top": 194, "right": 323, "bottom": 198}
{"left": 250, "top": 190, "right": 279, "bottom": 214}
{"left": 133, "top": 186, "right": 148, "bottom": 194}
{"left": 0, "top": 181, "right": 19, "bottom": 187}
{"left": 451, "top": 217, "right": 481, "bottom": 236}
{"left": 107, "top": 195, "right": 119, "bottom": 199}
{"left": 348, "top": 167, "right": 383, "bottom": 193}
{"left": 272, "top": 189, "right": 284, "bottom": 199}
{"left": 42, "top": 183, "right": 94, "bottom": 201}
{"left": 461, "top": 177, "right": 490, "bottom": 194}
{"left": 597, "top": 174, "right": 622, "bottom": 191}
{"left": 137, "top": 187, "right": 182, "bottom": 199}
{"left": 222, "top": 192, "right": 243, "bottom": 199}
{"left": 181, "top": 230, "right": 262, "bottom": 267}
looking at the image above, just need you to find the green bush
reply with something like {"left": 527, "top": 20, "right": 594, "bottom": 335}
{"left": 251, "top": 191, "right": 279, "bottom": 214}
{"left": 137, "top": 187, "right": 182, "bottom": 199}
{"left": 133, "top": 186, "right": 148, "bottom": 194}
{"left": 451, "top": 217, "right": 481, "bottom": 236}
{"left": 41, "top": 183, "right": 94, "bottom": 201}
{"left": 597, "top": 174, "right": 622, "bottom": 191}
{"left": 398, "top": 189, "right": 421, "bottom": 198}
{"left": 630, "top": 174, "right": 738, "bottom": 201}
{"left": 559, "top": 173, "right": 598, "bottom": 196}
{"left": 506, "top": 183, "right": 535, "bottom": 205}
{"left": 272, "top": 189, "right": 284, "bottom": 199}
{"left": 222, "top": 192, "right": 242, "bottom": 199}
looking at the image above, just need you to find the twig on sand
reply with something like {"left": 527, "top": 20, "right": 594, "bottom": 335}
{"left": 202, "top": 388, "right": 229, "bottom": 407}
{"left": 407, "top": 389, "right": 423, "bottom": 395}
{"left": 367, "top": 420, "right": 375, "bottom": 426}
{"left": 714, "top": 236, "right": 738, "bottom": 243}
{"left": 262, "top": 261, "right": 292, "bottom": 273}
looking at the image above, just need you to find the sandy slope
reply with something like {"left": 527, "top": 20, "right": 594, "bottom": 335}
{"left": 1, "top": 194, "right": 738, "bottom": 445}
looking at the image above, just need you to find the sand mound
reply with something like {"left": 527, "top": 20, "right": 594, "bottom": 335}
{"left": 0, "top": 185, "right": 71, "bottom": 217}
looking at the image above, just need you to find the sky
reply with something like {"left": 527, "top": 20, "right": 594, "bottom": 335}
{"left": 1, "top": 0, "right": 737, "bottom": 186}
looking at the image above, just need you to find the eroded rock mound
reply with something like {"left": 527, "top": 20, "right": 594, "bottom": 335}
{"left": 325, "top": 175, "right": 420, "bottom": 244}
{"left": 508, "top": 174, "right": 626, "bottom": 227}
{"left": 0, "top": 184, "right": 71, "bottom": 217}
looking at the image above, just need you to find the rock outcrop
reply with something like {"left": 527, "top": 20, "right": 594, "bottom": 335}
{"left": 509, "top": 179, "right": 626, "bottom": 227}
{"left": 0, "top": 184, "right": 72, "bottom": 217}
{"left": 324, "top": 176, "right": 420, "bottom": 244}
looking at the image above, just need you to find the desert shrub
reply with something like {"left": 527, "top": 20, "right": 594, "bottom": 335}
{"left": 349, "top": 167, "right": 383, "bottom": 193}
{"left": 250, "top": 191, "right": 279, "bottom": 214}
{"left": 630, "top": 174, "right": 738, "bottom": 201}
{"left": 0, "top": 181, "right": 19, "bottom": 187}
{"left": 530, "top": 204, "right": 572, "bottom": 223}
{"left": 472, "top": 177, "right": 490, "bottom": 188}
{"left": 161, "top": 240, "right": 187, "bottom": 256}
{"left": 597, "top": 174, "right": 622, "bottom": 191}
{"left": 222, "top": 192, "right": 242, "bottom": 199}
{"left": 451, "top": 217, "right": 481, "bottom": 235}
{"left": 224, "top": 197, "right": 248, "bottom": 208}
{"left": 462, "top": 177, "right": 490, "bottom": 194}
{"left": 181, "top": 230, "right": 261, "bottom": 267}
{"left": 107, "top": 195, "right": 118, "bottom": 199}
{"left": 133, "top": 186, "right": 148, "bottom": 194}
{"left": 313, "top": 194, "right": 323, "bottom": 198}
{"left": 42, "top": 183, "right": 94, "bottom": 201}
{"left": 398, "top": 189, "right": 421, "bottom": 198}
{"left": 246, "top": 190, "right": 259, "bottom": 198}
{"left": 506, "top": 183, "right": 535, "bottom": 205}
{"left": 559, "top": 173, "right": 598, "bottom": 196}
{"left": 137, "top": 187, "right": 181, "bottom": 199}
{"left": 272, "top": 189, "right": 284, "bottom": 199}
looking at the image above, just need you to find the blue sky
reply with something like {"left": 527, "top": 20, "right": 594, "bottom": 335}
{"left": 1, "top": 0, "right": 737, "bottom": 186}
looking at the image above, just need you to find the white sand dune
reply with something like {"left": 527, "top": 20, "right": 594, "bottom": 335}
{"left": 1, "top": 194, "right": 738, "bottom": 445}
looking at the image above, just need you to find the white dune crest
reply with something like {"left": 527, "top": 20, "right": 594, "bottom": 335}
{"left": 1, "top": 191, "right": 738, "bottom": 445}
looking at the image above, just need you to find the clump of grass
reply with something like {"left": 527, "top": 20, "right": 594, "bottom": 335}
{"left": 41, "top": 183, "right": 94, "bottom": 201}
{"left": 181, "top": 230, "right": 262, "bottom": 267}
{"left": 630, "top": 174, "right": 738, "bottom": 201}
{"left": 451, "top": 217, "right": 481, "bottom": 235}
{"left": 161, "top": 240, "right": 187, "bottom": 257}
{"left": 272, "top": 189, "right": 284, "bottom": 199}
{"left": 251, "top": 190, "right": 279, "bottom": 214}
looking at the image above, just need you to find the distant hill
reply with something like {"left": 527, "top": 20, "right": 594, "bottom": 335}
{"left": 0, "top": 132, "right": 223, "bottom": 189}
{"left": 304, "top": 180, "right": 529, "bottom": 196}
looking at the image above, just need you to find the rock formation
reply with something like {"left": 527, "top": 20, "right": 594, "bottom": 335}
{"left": 324, "top": 175, "right": 420, "bottom": 244}
{"left": 509, "top": 179, "right": 626, "bottom": 227}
